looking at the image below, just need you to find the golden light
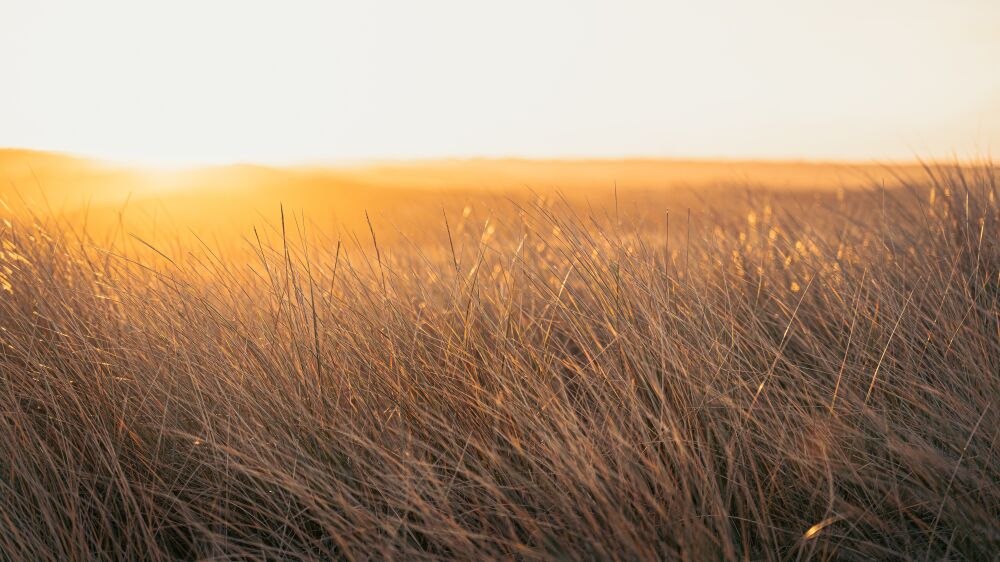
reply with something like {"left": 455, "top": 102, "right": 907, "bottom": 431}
{"left": 1, "top": 0, "right": 998, "bottom": 165}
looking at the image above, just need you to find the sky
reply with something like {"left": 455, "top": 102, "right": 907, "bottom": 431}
{"left": 1, "top": 0, "right": 998, "bottom": 165}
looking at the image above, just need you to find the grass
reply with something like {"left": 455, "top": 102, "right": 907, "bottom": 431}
{"left": 0, "top": 163, "right": 997, "bottom": 560}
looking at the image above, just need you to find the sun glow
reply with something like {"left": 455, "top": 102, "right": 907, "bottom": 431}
{"left": 2, "top": 0, "right": 998, "bottom": 165}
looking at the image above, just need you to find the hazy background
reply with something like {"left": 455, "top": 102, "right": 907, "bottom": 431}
{"left": 2, "top": 0, "right": 998, "bottom": 165}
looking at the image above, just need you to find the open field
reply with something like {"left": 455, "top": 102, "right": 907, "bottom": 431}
{"left": 1, "top": 149, "right": 927, "bottom": 236}
{"left": 0, "top": 152, "right": 997, "bottom": 560}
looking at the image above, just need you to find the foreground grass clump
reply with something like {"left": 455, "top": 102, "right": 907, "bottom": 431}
{"left": 0, "top": 166, "right": 997, "bottom": 560}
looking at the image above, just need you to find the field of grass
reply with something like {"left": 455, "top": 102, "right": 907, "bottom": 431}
{"left": 0, "top": 153, "right": 997, "bottom": 560}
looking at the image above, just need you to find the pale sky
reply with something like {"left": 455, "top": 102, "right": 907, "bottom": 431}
{"left": 1, "top": 0, "right": 998, "bottom": 165}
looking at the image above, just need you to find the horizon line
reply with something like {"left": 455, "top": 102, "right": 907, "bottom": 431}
{"left": 0, "top": 145, "right": 993, "bottom": 172}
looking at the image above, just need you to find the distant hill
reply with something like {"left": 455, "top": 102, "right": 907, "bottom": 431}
{"left": 1, "top": 148, "right": 930, "bottom": 239}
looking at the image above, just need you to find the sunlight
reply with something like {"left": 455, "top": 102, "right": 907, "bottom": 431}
{"left": 0, "top": 3, "right": 997, "bottom": 558}
{"left": 2, "top": 0, "right": 998, "bottom": 165}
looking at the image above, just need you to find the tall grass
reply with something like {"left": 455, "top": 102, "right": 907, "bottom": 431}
{"left": 0, "top": 165, "right": 997, "bottom": 560}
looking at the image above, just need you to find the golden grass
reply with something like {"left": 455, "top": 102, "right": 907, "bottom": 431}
{"left": 0, "top": 156, "right": 997, "bottom": 560}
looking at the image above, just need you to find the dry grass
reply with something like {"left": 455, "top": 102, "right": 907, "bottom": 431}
{"left": 0, "top": 163, "right": 997, "bottom": 560}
